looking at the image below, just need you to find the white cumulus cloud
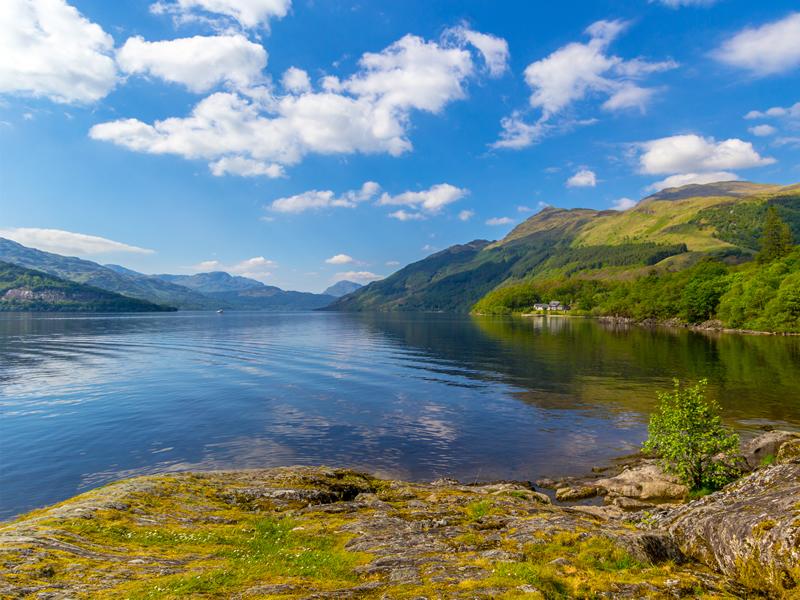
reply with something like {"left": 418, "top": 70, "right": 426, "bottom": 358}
{"left": 281, "top": 67, "right": 311, "bottom": 93}
{"left": 448, "top": 26, "right": 509, "bottom": 77}
{"left": 0, "top": 227, "right": 154, "bottom": 256}
{"left": 268, "top": 181, "right": 380, "bottom": 213}
{"left": 192, "top": 256, "right": 276, "bottom": 280}
{"left": 117, "top": 34, "right": 267, "bottom": 93}
{"left": 566, "top": 168, "right": 597, "bottom": 188}
{"left": 150, "top": 0, "right": 291, "bottom": 29}
{"left": 210, "top": 156, "right": 284, "bottom": 178}
{"left": 325, "top": 254, "right": 354, "bottom": 265}
{"left": 334, "top": 270, "right": 382, "bottom": 283}
{"left": 379, "top": 183, "right": 467, "bottom": 214}
{"left": 90, "top": 29, "right": 504, "bottom": 177}
{"left": 638, "top": 134, "right": 774, "bottom": 175}
{"left": 494, "top": 19, "right": 676, "bottom": 149}
{"left": 0, "top": 0, "right": 116, "bottom": 104}
{"left": 744, "top": 101, "right": 800, "bottom": 120}
{"left": 611, "top": 197, "right": 637, "bottom": 211}
{"left": 486, "top": 217, "right": 514, "bottom": 226}
{"left": 458, "top": 209, "right": 475, "bottom": 221}
{"left": 646, "top": 171, "right": 740, "bottom": 193}
{"left": 388, "top": 210, "right": 424, "bottom": 221}
{"left": 713, "top": 13, "right": 800, "bottom": 75}
{"left": 748, "top": 124, "right": 777, "bottom": 137}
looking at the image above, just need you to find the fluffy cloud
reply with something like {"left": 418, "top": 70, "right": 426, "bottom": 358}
{"left": 486, "top": 217, "right": 514, "bottom": 226}
{"left": 334, "top": 270, "right": 382, "bottom": 283}
{"left": 0, "top": 0, "right": 116, "bottom": 104}
{"left": 566, "top": 168, "right": 597, "bottom": 187}
{"left": 269, "top": 181, "right": 380, "bottom": 213}
{"left": 611, "top": 197, "right": 637, "bottom": 211}
{"left": 713, "top": 13, "right": 800, "bottom": 75}
{"left": 192, "top": 256, "right": 276, "bottom": 280}
{"left": 378, "top": 183, "right": 467, "bottom": 216}
{"left": 388, "top": 210, "right": 425, "bottom": 221}
{"left": 646, "top": 171, "right": 740, "bottom": 192}
{"left": 90, "top": 29, "right": 502, "bottom": 176}
{"left": 325, "top": 254, "right": 354, "bottom": 265}
{"left": 492, "top": 112, "right": 546, "bottom": 149}
{"left": 494, "top": 20, "right": 676, "bottom": 149}
{"left": 638, "top": 134, "right": 774, "bottom": 174}
{"left": 448, "top": 27, "right": 509, "bottom": 77}
{"left": 748, "top": 124, "right": 777, "bottom": 137}
{"left": 210, "top": 156, "right": 284, "bottom": 177}
{"left": 150, "top": 0, "right": 291, "bottom": 29}
{"left": 524, "top": 20, "right": 675, "bottom": 117}
{"left": 0, "top": 227, "right": 154, "bottom": 256}
{"left": 117, "top": 34, "right": 267, "bottom": 93}
{"left": 282, "top": 67, "right": 311, "bottom": 93}
{"left": 458, "top": 209, "right": 475, "bottom": 221}
{"left": 744, "top": 101, "right": 800, "bottom": 120}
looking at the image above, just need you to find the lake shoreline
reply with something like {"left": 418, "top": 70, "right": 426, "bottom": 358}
{"left": 2, "top": 453, "right": 798, "bottom": 598}
{"left": 510, "top": 312, "right": 800, "bottom": 336}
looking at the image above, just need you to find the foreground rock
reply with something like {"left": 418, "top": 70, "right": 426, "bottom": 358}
{"left": 652, "top": 460, "right": 800, "bottom": 597}
{"left": 0, "top": 467, "right": 733, "bottom": 599}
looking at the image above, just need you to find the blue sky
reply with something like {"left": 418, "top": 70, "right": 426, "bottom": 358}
{"left": 1, "top": 0, "right": 799, "bottom": 292}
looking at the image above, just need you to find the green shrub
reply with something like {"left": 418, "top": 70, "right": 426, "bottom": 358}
{"left": 643, "top": 379, "right": 740, "bottom": 491}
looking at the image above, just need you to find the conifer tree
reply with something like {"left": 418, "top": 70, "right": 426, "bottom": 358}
{"left": 757, "top": 206, "right": 793, "bottom": 263}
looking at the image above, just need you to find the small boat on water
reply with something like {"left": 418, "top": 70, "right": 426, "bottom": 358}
{"left": 216, "top": 309, "right": 224, "bottom": 314}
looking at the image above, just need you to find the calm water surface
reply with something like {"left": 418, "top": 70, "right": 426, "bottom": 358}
{"left": 1, "top": 311, "right": 799, "bottom": 519}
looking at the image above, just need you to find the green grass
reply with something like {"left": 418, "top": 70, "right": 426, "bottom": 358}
{"left": 759, "top": 453, "right": 777, "bottom": 467}
{"left": 113, "top": 516, "right": 361, "bottom": 599}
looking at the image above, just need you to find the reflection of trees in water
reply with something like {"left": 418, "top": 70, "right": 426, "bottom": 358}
{"left": 355, "top": 313, "right": 800, "bottom": 426}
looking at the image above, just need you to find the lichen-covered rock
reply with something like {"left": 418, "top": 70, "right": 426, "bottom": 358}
{"left": 555, "top": 485, "right": 598, "bottom": 502}
{"left": 777, "top": 437, "right": 800, "bottom": 464}
{"left": 654, "top": 461, "right": 800, "bottom": 596}
{"left": 741, "top": 430, "right": 800, "bottom": 469}
{"left": 593, "top": 460, "right": 688, "bottom": 501}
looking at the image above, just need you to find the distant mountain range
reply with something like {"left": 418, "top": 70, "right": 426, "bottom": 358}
{"left": 328, "top": 181, "right": 800, "bottom": 312}
{"left": 0, "top": 238, "right": 343, "bottom": 312}
{"left": 0, "top": 261, "right": 171, "bottom": 312}
{"left": 323, "top": 280, "right": 363, "bottom": 297}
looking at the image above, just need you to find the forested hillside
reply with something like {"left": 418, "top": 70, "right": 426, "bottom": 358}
{"left": 329, "top": 181, "right": 800, "bottom": 332}
{"left": 0, "top": 262, "right": 173, "bottom": 312}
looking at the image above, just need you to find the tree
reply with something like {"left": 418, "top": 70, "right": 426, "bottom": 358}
{"left": 758, "top": 206, "right": 793, "bottom": 263}
{"left": 643, "top": 379, "right": 740, "bottom": 490}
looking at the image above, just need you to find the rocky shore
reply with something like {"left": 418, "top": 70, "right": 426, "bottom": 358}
{"left": 1, "top": 432, "right": 798, "bottom": 599}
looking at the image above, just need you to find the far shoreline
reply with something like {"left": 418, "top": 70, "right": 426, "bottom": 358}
{"left": 486, "top": 311, "right": 800, "bottom": 337}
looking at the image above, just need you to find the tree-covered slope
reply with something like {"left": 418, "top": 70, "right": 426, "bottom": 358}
{"left": 327, "top": 181, "right": 800, "bottom": 314}
{"left": 0, "top": 238, "right": 216, "bottom": 309}
{"left": 0, "top": 261, "right": 173, "bottom": 312}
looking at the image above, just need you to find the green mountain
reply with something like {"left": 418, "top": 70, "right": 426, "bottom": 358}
{"left": 154, "top": 271, "right": 336, "bottom": 310}
{"left": 328, "top": 181, "right": 800, "bottom": 314}
{"left": 0, "top": 238, "right": 217, "bottom": 310}
{"left": 323, "top": 280, "right": 363, "bottom": 297}
{"left": 0, "top": 261, "right": 173, "bottom": 312}
{"left": 203, "top": 287, "right": 336, "bottom": 311}
{"left": 156, "top": 271, "right": 265, "bottom": 294}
